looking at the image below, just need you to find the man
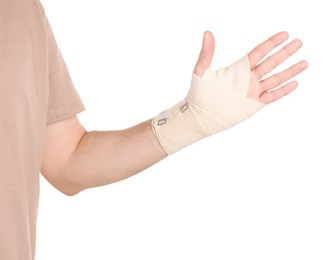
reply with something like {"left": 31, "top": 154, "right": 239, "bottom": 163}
{"left": 0, "top": 0, "right": 307, "bottom": 259}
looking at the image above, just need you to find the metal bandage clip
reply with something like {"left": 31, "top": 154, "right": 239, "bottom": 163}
{"left": 180, "top": 99, "right": 188, "bottom": 112}
{"left": 158, "top": 110, "right": 167, "bottom": 125}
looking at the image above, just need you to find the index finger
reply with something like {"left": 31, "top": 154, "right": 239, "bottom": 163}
{"left": 248, "top": 31, "right": 289, "bottom": 69}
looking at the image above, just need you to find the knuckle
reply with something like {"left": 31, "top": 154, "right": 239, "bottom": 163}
{"left": 267, "top": 57, "right": 278, "bottom": 69}
{"left": 274, "top": 75, "right": 282, "bottom": 85}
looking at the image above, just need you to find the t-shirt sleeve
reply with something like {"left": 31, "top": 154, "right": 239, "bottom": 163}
{"left": 43, "top": 5, "right": 85, "bottom": 125}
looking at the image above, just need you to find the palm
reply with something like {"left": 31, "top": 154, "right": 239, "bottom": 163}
{"left": 247, "top": 71, "right": 264, "bottom": 101}
{"left": 194, "top": 31, "right": 308, "bottom": 104}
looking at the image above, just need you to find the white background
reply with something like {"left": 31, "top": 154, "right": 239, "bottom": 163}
{"left": 36, "top": 0, "right": 334, "bottom": 259}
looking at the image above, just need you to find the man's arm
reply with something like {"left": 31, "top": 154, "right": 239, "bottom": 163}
{"left": 41, "top": 31, "right": 307, "bottom": 195}
{"left": 41, "top": 118, "right": 166, "bottom": 195}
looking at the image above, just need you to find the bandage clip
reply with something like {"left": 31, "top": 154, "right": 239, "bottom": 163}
{"left": 180, "top": 99, "right": 188, "bottom": 112}
{"left": 158, "top": 110, "right": 167, "bottom": 125}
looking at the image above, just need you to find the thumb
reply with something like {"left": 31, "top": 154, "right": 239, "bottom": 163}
{"left": 193, "top": 31, "right": 215, "bottom": 76}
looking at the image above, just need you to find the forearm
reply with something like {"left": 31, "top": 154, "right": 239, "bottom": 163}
{"left": 47, "top": 119, "right": 167, "bottom": 195}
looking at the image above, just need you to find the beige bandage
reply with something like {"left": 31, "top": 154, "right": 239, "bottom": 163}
{"left": 152, "top": 55, "right": 265, "bottom": 154}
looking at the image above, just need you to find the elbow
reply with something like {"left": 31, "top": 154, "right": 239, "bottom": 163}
{"left": 41, "top": 169, "right": 84, "bottom": 196}
{"left": 54, "top": 179, "right": 84, "bottom": 196}
{"left": 59, "top": 186, "right": 81, "bottom": 197}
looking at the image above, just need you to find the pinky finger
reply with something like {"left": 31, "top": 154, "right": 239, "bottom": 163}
{"left": 260, "top": 81, "right": 298, "bottom": 104}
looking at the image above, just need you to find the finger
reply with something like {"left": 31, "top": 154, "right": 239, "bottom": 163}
{"left": 248, "top": 31, "right": 289, "bottom": 69}
{"left": 260, "top": 81, "right": 298, "bottom": 104}
{"left": 193, "top": 31, "right": 215, "bottom": 76}
{"left": 261, "top": 60, "right": 308, "bottom": 91}
{"left": 254, "top": 39, "right": 303, "bottom": 78}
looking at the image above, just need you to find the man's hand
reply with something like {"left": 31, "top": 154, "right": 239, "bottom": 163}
{"left": 194, "top": 31, "right": 308, "bottom": 104}
{"left": 152, "top": 31, "right": 308, "bottom": 154}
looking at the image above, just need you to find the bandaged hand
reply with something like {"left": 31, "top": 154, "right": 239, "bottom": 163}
{"left": 152, "top": 31, "right": 308, "bottom": 154}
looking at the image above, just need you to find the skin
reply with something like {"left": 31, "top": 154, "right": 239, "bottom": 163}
{"left": 41, "top": 31, "right": 308, "bottom": 196}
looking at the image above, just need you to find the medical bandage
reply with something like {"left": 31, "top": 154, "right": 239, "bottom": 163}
{"left": 152, "top": 55, "right": 265, "bottom": 154}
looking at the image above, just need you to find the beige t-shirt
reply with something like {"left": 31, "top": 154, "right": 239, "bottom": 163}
{"left": 0, "top": 0, "right": 85, "bottom": 259}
